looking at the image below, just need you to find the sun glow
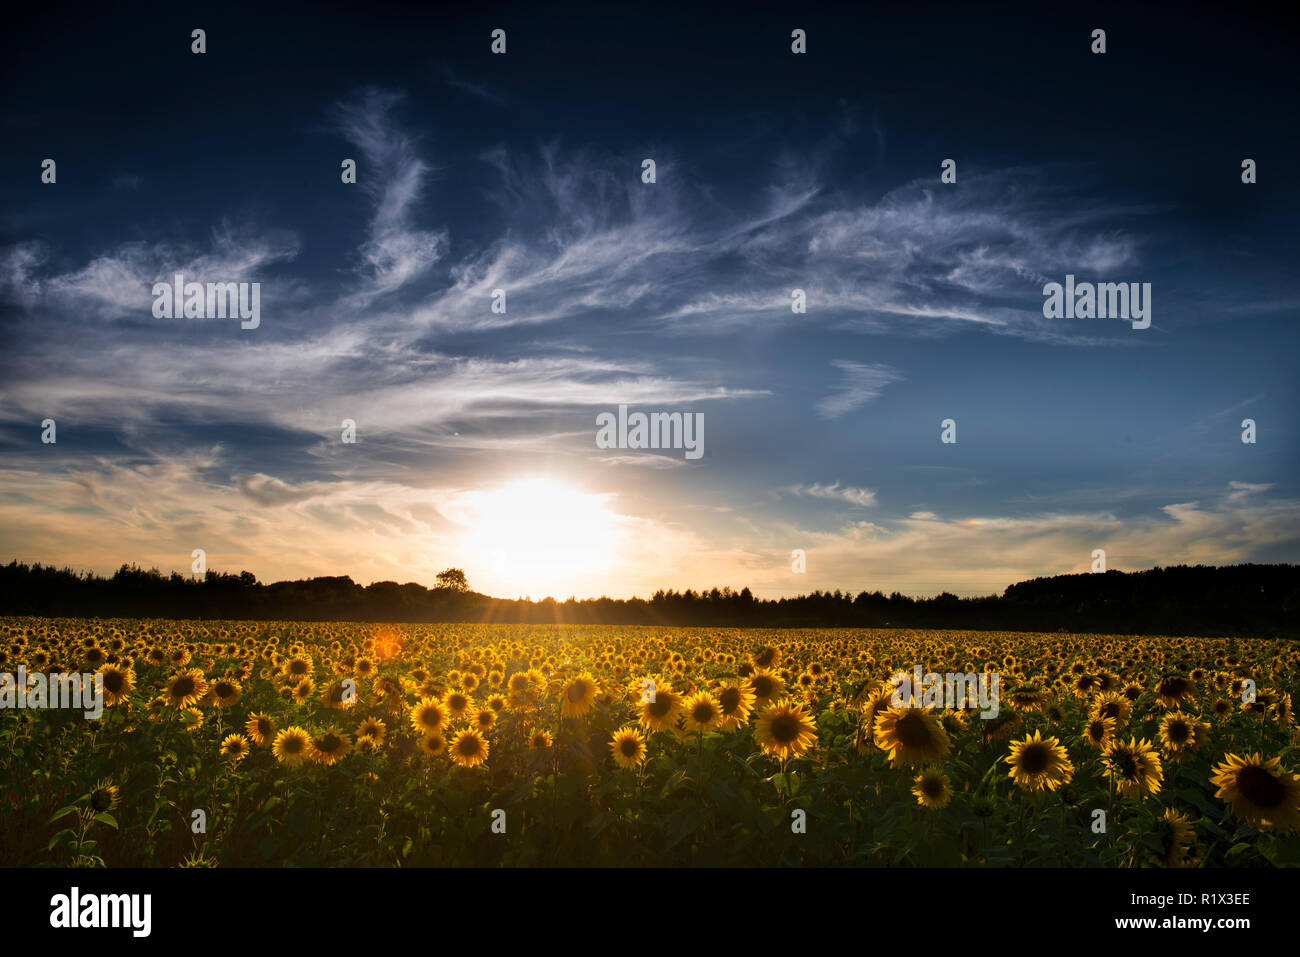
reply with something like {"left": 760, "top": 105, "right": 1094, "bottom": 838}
{"left": 450, "top": 478, "right": 625, "bottom": 597}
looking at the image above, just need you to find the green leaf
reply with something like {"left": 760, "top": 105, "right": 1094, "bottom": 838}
{"left": 47, "top": 805, "right": 78, "bottom": 824}
{"left": 92, "top": 812, "right": 119, "bottom": 829}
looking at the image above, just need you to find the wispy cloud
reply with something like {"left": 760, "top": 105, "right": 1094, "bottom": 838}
{"left": 815, "top": 360, "right": 903, "bottom": 419}
{"left": 789, "top": 481, "right": 878, "bottom": 507}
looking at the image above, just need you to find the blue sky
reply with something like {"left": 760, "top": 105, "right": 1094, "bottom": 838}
{"left": 1, "top": 1, "right": 1297, "bottom": 599}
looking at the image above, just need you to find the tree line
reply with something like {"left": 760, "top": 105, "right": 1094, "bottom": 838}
{"left": 1, "top": 560, "right": 1298, "bottom": 637}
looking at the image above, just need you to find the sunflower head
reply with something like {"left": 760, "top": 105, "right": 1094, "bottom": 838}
{"left": 220, "top": 733, "right": 251, "bottom": 762}
{"left": 1209, "top": 753, "right": 1300, "bottom": 832}
{"left": 449, "top": 729, "right": 489, "bottom": 768}
{"left": 873, "top": 704, "right": 952, "bottom": 769}
{"left": 912, "top": 767, "right": 953, "bottom": 809}
{"left": 610, "top": 725, "right": 647, "bottom": 769}
{"left": 1004, "top": 729, "right": 1074, "bottom": 792}
{"left": 560, "top": 673, "right": 599, "bottom": 719}
{"left": 89, "top": 779, "right": 119, "bottom": 812}
{"left": 755, "top": 699, "right": 818, "bottom": 760}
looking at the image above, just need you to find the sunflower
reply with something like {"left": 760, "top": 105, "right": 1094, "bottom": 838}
{"left": 309, "top": 729, "right": 352, "bottom": 765}
{"left": 321, "top": 678, "right": 356, "bottom": 710}
{"left": 272, "top": 726, "right": 311, "bottom": 766}
{"left": 530, "top": 729, "right": 553, "bottom": 749}
{"left": 245, "top": 713, "right": 276, "bottom": 746}
{"left": 443, "top": 690, "right": 472, "bottom": 720}
{"left": 716, "top": 682, "right": 756, "bottom": 730}
{"left": 873, "top": 704, "right": 952, "bottom": 768}
{"left": 1008, "top": 684, "right": 1046, "bottom": 712}
{"left": 1154, "top": 674, "right": 1194, "bottom": 709}
{"left": 284, "top": 655, "right": 313, "bottom": 680}
{"left": 410, "top": 697, "right": 447, "bottom": 736}
{"left": 939, "top": 709, "right": 967, "bottom": 737}
{"left": 754, "top": 699, "right": 818, "bottom": 760}
{"left": 164, "top": 668, "right": 208, "bottom": 708}
{"left": 220, "top": 733, "right": 251, "bottom": 763}
{"left": 638, "top": 685, "right": 683, "bottom": 732}
{"left": 89, "top": 779, "right": 119, "bottom": 812}
{"left": 912, "top": 768, "right": 953, "bottom": 809}
{"left": 1090, "top": 691, "right": 1131, "bottom": 726}
{"left": 1004, "top": 729, "right": 1074, "bottom": 792}
{"left": 292, "top": 679, "right": 314, "bottom": 704}
{"left": 747, "top": 669, "right": 784, "bottom": 705}
{"left": 1103, "top": 737, "right": 1163, "bottom": 799}
{"left": 1270, "top": 692, "right": 1293, "bottom": 728}
{"left": 448, "top": 729, "right": 489, "bottom": 768}
{"left": 1153, "top": 808, "right": 1196, "bottom": 867}
{"left": 610, "top": 725, "right": 648, "bottom": 769}
{"left": 1209, "top": 753, "right": 1300, "bottom": 832}
{"left": 681, "top": 692, "right": 722, "bottom": 734}
{"left": 1071, "top": 674, "right": 1099, "bottom": 698}
{"left": 472, "top": 707, "right": 497, "bottom": 732}
{"left": 209, "top": 677, "right": 242, "bottom": 708}
{"left": 354, "top": 734, "right": 382, "bottom": 755}
{"left": 97, "top": 665, "right": 135, "bottom": 706}
{"left": 1083, "top": 715, "right": 1116, "bottom": 751}
{"left": 1158, "top": 711, "right": 1205, "bottom": 759}
{"left": 560, "top": 673, "right": 598, "bottom": 719}
{"left": 355, "top": 716, "right": 386, "bottom": 742}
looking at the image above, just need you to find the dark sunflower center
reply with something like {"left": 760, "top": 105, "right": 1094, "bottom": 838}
{"left": 567, "top": 683, "right": 587, "bottom": 703}
{"left": 894, "top": 712, "right": 933, "bottom": 749}
{"left": 1101, "top": 703, "right": 1120, "bottom": 719}
{"left": 1236, "top": 765, "right": 1284, "bottom": 808}
{"left": 1114, "top": 751, "right": 1138, "bottom": 777}
{"left": 770, "top": 713, "right": 800, "bottom": 744}
{"left": 922, "top": 778, "right": 943, "bottom": 797}
{"left": 1019, "top": 742, "right": 1050, "bottom": 774}
{"left": 753, "top": 677, "right": 773, "bottom": 697}
{"left": 1167, "top": 722, "right": 1189, "bottom": 743}
{"left": 458, "top": 737, "right": 479, "bottom": 756}
{"left": 103, "top": 671, "right": 124, "bottom": 693}
{"left": 648, "top": 697, "right": 670, "bottom": 718}
{"left": 172, "top": 677, "right": 195, "bottom": 696}
{"left": 719, "top": 688, "right": 740, "bottom": 712}
{"left": 319, "top": 734, "right": 341, "bottom": 752}
{"left": 692, "top": 704, "right": 714, "bottom": 723}
{"left": 620, "top": 739, "right": 639, "bottom": 756}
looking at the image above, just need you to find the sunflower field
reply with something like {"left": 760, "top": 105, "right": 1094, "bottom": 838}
{"left": 1, "top": 617, "right": 1297, "bottom": 867}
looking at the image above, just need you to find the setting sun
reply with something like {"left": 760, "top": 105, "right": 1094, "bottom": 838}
{"left": 447, "top": 478, "right": 625, "bottom": 597}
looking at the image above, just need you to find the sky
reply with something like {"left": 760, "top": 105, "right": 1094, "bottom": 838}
{"left": 1, "top": 0, "right": 1297, "bottom": 600}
